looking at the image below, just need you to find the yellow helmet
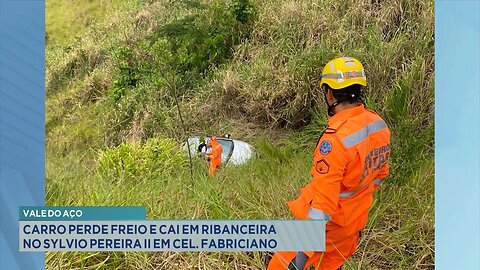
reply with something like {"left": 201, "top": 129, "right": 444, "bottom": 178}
{"left": 320, "top": 57, "right": 367, "bottom": 90}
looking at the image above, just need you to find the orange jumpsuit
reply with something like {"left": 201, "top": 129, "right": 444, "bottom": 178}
{"left": 208, "top": 140, "right": 223, "bottom": 176}
{"left": 268, "top": 105, "right": 391, "bottom": 270}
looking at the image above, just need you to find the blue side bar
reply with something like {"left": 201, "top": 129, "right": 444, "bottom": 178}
{"left": 0, "top": 1, "right": 46, "bottom": 269}
{"left": 435, "top": 1, "right": 480, "bottom": 269}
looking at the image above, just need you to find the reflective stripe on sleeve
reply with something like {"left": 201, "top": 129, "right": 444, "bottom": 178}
{"left": 339, "top": 178, "right": 385, "bottom": 199}
{"left": 307, "top": 208, "right": 331, "bottom": 221}
{"left": 339, "top": 181, "right": 373, "bottom": 199}
{"left": 342, "top": 120, "right": 387, "bottom": 148}
{"left": 339, "top": 191, "right": 356, "bottom": 198}
{"left": 373, "top": 178, "right": 384, "bottom": 185}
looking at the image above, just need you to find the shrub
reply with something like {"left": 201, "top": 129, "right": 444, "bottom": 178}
{"left": 109, "top": 47, "right": 140, "bottom": 102}
{"left": 153, "top": 0, "right": 255, "bottom": 83}
{"left": 102, "top": 0, "right": 257, "bottom": 144}
{"left": 97, "top": 137, "right": 187, "bottom": 180}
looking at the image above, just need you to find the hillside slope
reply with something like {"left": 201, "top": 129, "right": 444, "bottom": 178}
{"left": 46, "top": 0, "right": 434, "bottom": 269}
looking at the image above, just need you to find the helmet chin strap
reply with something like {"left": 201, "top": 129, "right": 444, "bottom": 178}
{"left": 327, "top": 100, "right": 341, "bottom": 116}
{"left": 325, "top": 92, "right": 358, "bottom": 116}
{"left": 324, "top": 92, "right": 345, "bottom": 117}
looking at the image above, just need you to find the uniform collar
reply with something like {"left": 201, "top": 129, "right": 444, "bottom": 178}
{"left": 328, "top": 104, "right": 365, "bottom": 125}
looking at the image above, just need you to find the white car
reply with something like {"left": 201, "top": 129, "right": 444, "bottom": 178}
{"left": 185, "top": 136, "right": 254, "bottom": 165}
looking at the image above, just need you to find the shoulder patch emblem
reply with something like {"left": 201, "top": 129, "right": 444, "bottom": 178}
{"left": 319, "top": 140, "right": 332, "bottom": 155}
{"left": 315, "top": 159, "right": 330, "bottom": 174}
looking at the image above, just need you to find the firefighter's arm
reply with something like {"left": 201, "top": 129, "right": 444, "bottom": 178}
{"left": 206, "top": 146, "right": 217, "bottom": 160}
{"left": 308, "top": 135, "right": 348, "bottom": 220}
{"left": 373, "top": 159, "right": 389, "bottom": 190}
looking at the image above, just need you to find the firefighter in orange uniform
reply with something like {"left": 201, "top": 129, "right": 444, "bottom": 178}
{"left": 206, "top": 136, "right": 223, "bottom": 176}
{"left": 267, "top": 57, "right": 391, "bottom": 270}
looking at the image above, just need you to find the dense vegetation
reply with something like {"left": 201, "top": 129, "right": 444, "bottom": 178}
{"left": 46, "top": 0, "right": 434, "bottom": 269}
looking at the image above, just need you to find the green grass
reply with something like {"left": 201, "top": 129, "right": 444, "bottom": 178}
{"left": 46, "top": 0, "right": 142, "bottom": 47}
{"left": 45, "top": 139, "right": 433, "bottom": 269}
{"left": 46, "top": 0, "right": 434, "bottom": 269}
